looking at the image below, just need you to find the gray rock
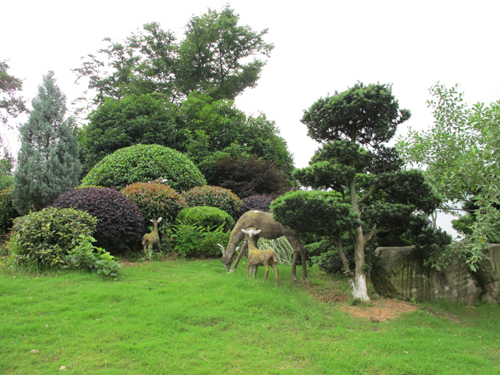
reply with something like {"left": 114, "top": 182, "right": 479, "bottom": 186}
{"left": 371, "top": 244, "right": 500, "bottom": 305}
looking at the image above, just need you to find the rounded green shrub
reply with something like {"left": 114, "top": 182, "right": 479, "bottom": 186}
{"left": 177, "top": 206, "right": 235, "bottom": 232}
{"left": 0, "top": 186, "right": 20, "bottom": 235}
{"left": 9, "top": 207, "right": 98, "bottom": 268}
{"left": 121, "top": 182, "right": 187, "bottom": 223}
{"left": 51, "top": 188, "right": 145, "bottom": 255}
{"left": 81, "top": 144, "right": 207, "bottom": 191}
{"left": 181, "top": 186, "right": 242, "bottom": 220}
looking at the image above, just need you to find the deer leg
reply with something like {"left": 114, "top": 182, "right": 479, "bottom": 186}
{"left": 253, "top": 265, "right": 258, "bottom": 278}
{"left": 230, "top": 238, "right": 248, "bottom": 272}
{"left": 291, "top": 251, "right": 299, "bottom": 280}
{"left": 300, "top": 247, "right": 308, "bottom": 281}
{"left": 272, "top": 262, "right": 279, "bottom": 285}
{"left": 157, "top": 241, "right": 162, "bottom": 259}
{"left": 263, "top": 263, "right": 269, "bottom": 282}
{"left": 246, "top": 263, "right": 251, "bottom": 278}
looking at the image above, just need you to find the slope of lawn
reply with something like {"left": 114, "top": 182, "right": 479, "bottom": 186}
{"left": 1, "top": 259, "right": 499, "bottom": 374}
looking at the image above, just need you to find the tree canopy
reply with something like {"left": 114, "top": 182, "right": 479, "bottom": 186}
{"left": 79, "top": 91, "right": 294, "bottom": 183}
{"left": 272, "top": 83, "right": 440, "bottom": 301}
{"left": 73, "top": 5, "right": 273, "bottom": 112}
{"left": 397, "top": 83, "right": 500, "bottom": 269}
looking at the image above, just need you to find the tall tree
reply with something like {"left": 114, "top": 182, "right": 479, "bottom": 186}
{"left": 13, "top": 72, "right": 81, "bottom": 215}
{"left": 78, "top": 94, "right": 183, "bottom": 174}
{"left": 397, "top": 83, "right": 500, "bottom": 269}
{"left": 272, "top": 83, "right": 440, "bottom": 300}
{"left": 73, "top": 5, "right": 273, "bottom": 112}
{"left": 0, "top": 60, "right": 27, "bottom": 154}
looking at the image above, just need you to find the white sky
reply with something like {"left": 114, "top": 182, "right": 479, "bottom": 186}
{"left": 2, "top": 0, "right": 500, "bottom": 236}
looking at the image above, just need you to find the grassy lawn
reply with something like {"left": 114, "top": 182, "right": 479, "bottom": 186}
{"left": 1, "top": 259, "right": 499, "bottom": 374}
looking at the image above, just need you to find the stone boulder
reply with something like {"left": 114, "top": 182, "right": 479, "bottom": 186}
{"left": 371, "top": 244, "right": 500, "bottom": 305}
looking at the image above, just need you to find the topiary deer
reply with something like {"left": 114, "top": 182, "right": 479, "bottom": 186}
{"left": 220, "top": 210, "right": 308, "bottom": 280}
{"left": 242, "top": 228, "right": 279, "bottom": 285}
{"left": 142, "top": 217, "right": 162, "bottom": 261}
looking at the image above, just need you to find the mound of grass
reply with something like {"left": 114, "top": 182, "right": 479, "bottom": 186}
{"left": 0, "top": 262, "right": 499, "bottom": 374}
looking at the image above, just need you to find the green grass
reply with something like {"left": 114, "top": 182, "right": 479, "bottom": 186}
{"left": 1, "top": 260, "right": 499, "bottom": 374}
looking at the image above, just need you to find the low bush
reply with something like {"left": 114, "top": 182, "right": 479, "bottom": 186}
{"left": 170, "top": 219, "right": 231, "bottom": 258}
{"left": 177, "top": 206, "right": 235, "bottom": 232}
{"left": 81, "top": 144, "right": 206, "bottom": 191}
{"left": 9, "top": 207, "right": 97, "bottom": 268}
{"left": 0, "top": 186, "right": 20, "bottom": 235}
{"left": 181, "top": 186, "right": 242, "bottom": 220}
{"left": 51, "top": 188, "right": 145, "bottom": 255}
{"left": 65, "top": 234, "right": 121, "bottom": 278}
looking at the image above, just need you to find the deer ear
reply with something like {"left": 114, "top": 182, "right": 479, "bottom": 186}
{"left": 158, "top": 217, "right": 162, "bottom": 222}
{"left": 241, "top": 229, "right": 249, "bottom": 235}
{"left": 150, "top": 219, "right": 154, "bottom": 223}
{"left": 255, "top": 229, "right": 262, "bottom": 234}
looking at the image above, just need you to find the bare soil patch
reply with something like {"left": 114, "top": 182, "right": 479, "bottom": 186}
{"left": 341, "top": 299, "right": 418, "bottom": 322}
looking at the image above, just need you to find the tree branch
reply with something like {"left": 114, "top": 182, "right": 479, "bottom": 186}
{"left": 357, "top": 186, "right": 375, "bottom": 204}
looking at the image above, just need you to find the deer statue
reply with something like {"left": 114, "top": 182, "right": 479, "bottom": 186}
{"left": 219, "top": 210, "right": 308, "bottom": 281}
{"left": 142, "top": 217, "right": 162, "bottom": 261}
{"left": 242, "top": 228, "right": 279, "bottom": 285}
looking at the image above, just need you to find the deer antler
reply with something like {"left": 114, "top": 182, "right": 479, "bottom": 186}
{"left": 217, "top": 243, "right": 226, "bottom": 255}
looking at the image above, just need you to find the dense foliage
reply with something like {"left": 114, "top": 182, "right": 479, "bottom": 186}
{"left": 51, "top": 188, "right": 145, "bottom": 255}
{"left": 181, "top": 93, "right": 294, "bottom": 178}
{"left": 8, "top": 207, "right": 97, "bottom": 267}
{"left": 200, "top": 152, "right": 291, "bottom": 198}
{"left": 79, "top": 94, "right": 184, "bottom": 174}
{"left": 73, "top": 6, "right": 273, "bottom": 108}
{"left": 177, "top": 206, "right": 235, "bottom": 232}
{"left": 13, "top": 72, "right": 81, "bottom": 215}
{"left": 0, "top": 186, "right": 20, "bottom": 235}
{"left": 81, "top": 144, "right": 206, "bottom": 191}
{"left": 241, "top": 195, "right": 275, "bottom": 213}
{"left": 273, "top": 83, "right": 441, "bottom": 300}
{"left": 181, "top": 185, "right": 242, "bottom": 220}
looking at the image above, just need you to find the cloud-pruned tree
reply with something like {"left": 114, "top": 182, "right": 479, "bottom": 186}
{"left": 272, "top": 83, "right": 440, "bottom": 301}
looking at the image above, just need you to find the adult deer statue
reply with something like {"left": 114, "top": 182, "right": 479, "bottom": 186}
{"left": 220, "top": 210, "right": 308, "bottom": 280}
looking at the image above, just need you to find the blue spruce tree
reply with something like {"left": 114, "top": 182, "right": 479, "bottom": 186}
{"left": 13, "top": 71, "right": 81, "bottom": 214}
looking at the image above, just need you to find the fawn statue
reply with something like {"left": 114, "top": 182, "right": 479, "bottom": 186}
{"left": 142, "top": 217, "right": 162, "bottom": 261}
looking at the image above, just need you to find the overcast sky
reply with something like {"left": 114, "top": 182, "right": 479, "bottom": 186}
{"left": 2, "top": 0, "right": 499, "bottom": 235}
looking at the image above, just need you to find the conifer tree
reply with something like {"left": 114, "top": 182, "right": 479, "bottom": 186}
{"left": 13, "top": 71, "right": 81, "bottom": 215}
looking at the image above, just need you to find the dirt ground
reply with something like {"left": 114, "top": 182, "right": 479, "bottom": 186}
{"left": 301, "top": 279, "right": 419, "bottom": 322}
{"left": 340, "top": 298, "right": 419, "bottom": 322}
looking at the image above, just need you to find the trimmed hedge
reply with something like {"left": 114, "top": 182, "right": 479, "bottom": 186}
{"left": 181, "top": 186, "right": 242, "bottom": 220}
{"left": 81, "top": 144, "right": 206, "bottom": 191}
{"left": 177, "top": 206, "right": 235, "bottom": 232}
{"left": 121, "top": 182, "right": 187, "bottom": 223}
{"left": 51, "top": 188, "right": 145, "bottom": 255}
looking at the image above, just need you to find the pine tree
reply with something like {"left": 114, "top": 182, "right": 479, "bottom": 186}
{"left": 13, "top": 71, "right": 81, "bottom": 215}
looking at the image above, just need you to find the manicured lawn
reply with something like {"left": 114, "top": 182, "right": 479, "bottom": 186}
{"left": 1, "top": 259, "right": 499, "bottom": 374}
